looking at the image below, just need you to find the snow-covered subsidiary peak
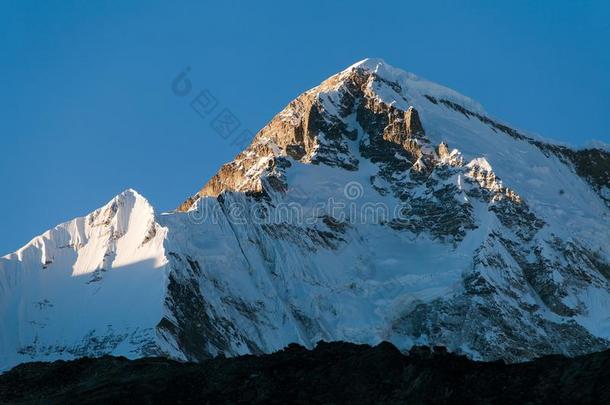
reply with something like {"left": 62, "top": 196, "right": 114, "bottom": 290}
{"left": 3, "top": 188, "right": 160, "bottom": 271}
{"left": 0, "top": 189, "right": 170, "bottom": 370}
{"left": 2, "top": 59, "right": 610, "bottom": 370}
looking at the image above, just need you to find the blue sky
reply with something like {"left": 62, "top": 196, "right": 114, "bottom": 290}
{"left": 1, "top": 0, "right": 609, "bottom": 254}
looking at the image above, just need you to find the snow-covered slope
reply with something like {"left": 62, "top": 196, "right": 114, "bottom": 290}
{"left": 1, "top": 59, "right": 609, "bottom": 370}
{"left": 0, "top": 190, "right": 171, "bottom": 368}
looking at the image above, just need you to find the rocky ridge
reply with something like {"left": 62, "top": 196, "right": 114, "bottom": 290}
{"left": 2, "top": 341, "right": 610, "bottom": 404}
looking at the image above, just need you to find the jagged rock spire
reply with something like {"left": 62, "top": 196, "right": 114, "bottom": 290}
{"left": 404, "top": 107, "right": 425, "bottom": 138}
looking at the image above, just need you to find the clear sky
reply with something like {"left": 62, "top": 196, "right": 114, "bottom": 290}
{"left": 1, "top": 0, "right": 609, "bottom": 255}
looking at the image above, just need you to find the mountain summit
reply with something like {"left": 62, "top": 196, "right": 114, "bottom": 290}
{"left": 1, "top": 59, "right": 609, "bottom": 370}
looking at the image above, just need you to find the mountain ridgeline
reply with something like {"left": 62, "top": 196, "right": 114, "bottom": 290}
{"left": 3, "top": 341, "right": 610, "bottom": 404}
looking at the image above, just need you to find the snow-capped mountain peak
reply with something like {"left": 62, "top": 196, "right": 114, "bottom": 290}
{"left": 343, "top": 57, "right": 485, "bottom": 113}
{"left": 1, "top": 59, "right": 609, "bottom": 370}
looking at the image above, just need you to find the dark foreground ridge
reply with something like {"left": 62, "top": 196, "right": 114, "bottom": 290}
{"left": 2, "top": 341, "right": 610, "bottom": 404}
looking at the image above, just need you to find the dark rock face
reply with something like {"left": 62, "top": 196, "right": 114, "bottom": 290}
{"left": 565, "top": 148, "right": 610, "bottom": 205}
{"left": 2, "top": 341, "right": 610, "bottom": 404}
{"left": 158, "top": 251, "right": 263, "bottom": 361}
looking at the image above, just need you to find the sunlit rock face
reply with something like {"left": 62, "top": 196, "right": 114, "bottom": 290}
{"left": 1, "top": 58, "right": 609, "bottom": 370}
